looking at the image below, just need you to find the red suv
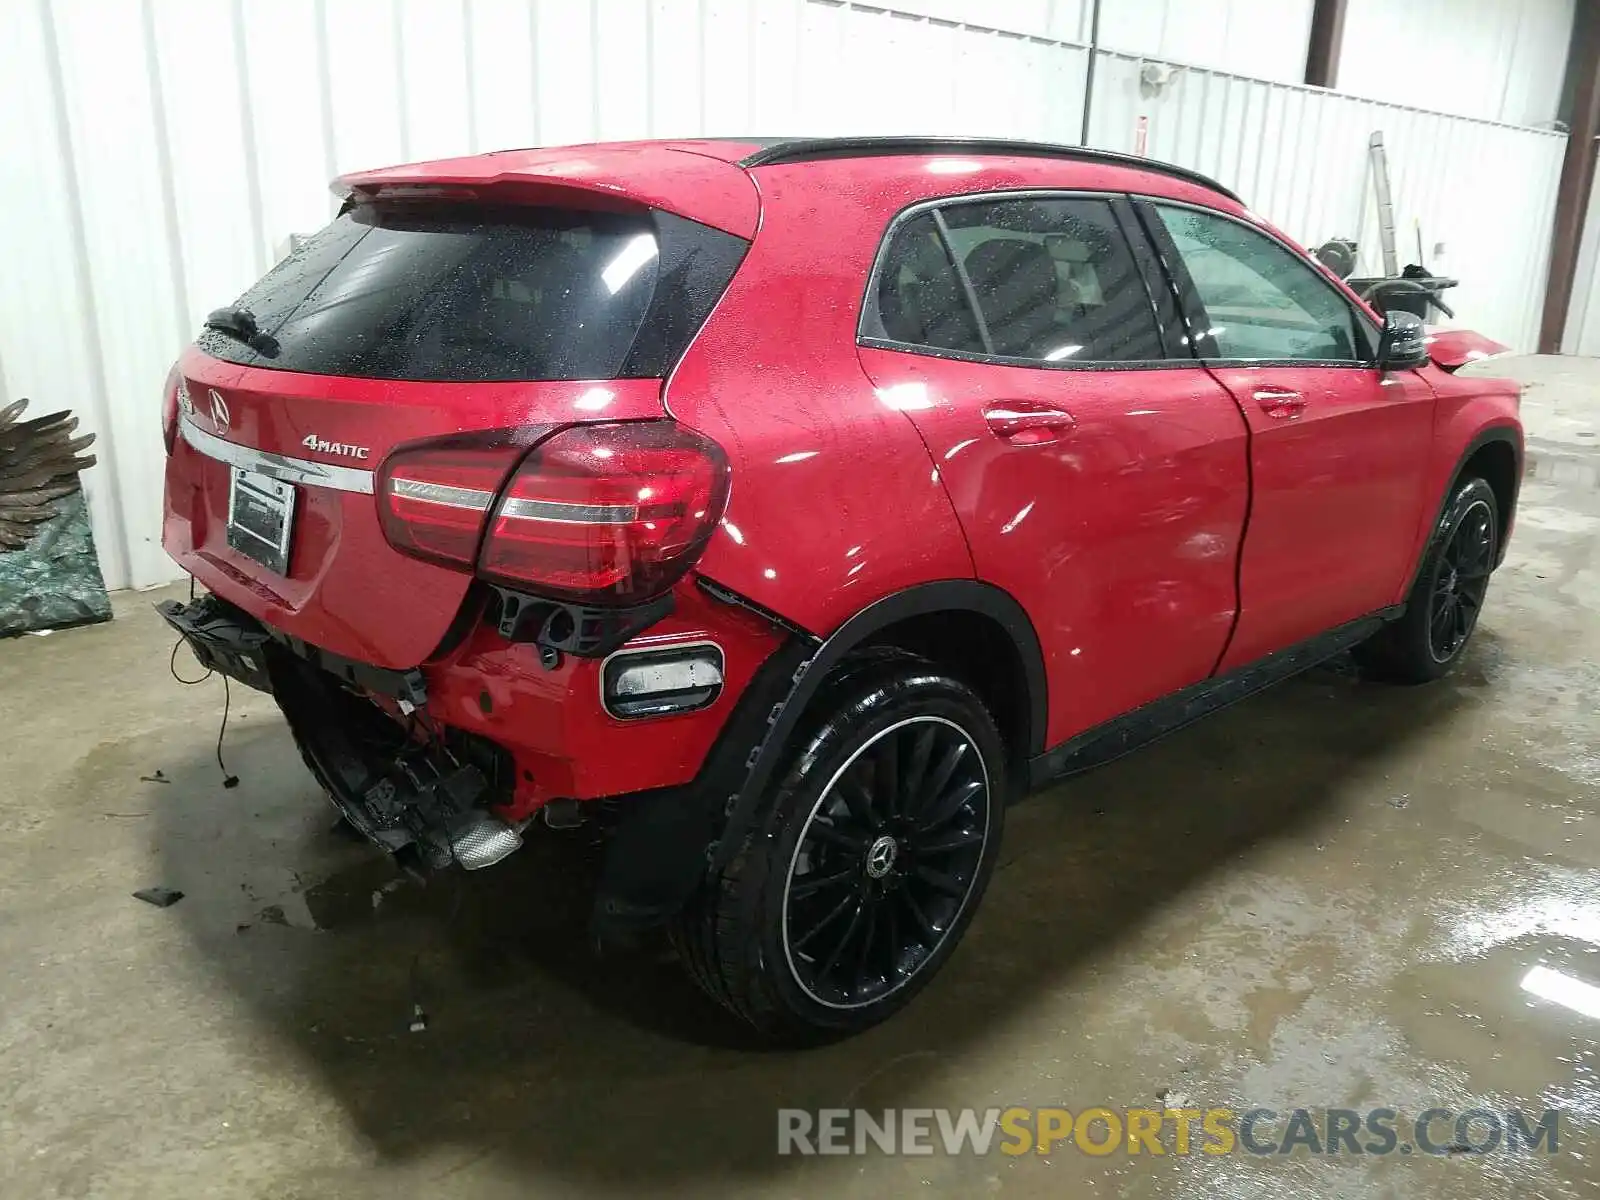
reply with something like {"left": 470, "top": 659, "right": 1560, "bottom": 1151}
{"left": 159, "top": 137, "right": 1522, "bottom": 1038}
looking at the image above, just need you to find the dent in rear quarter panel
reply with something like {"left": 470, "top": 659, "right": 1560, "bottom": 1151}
{"left": 1393, "top": 366, "right": 1524, "bottom": 604}
{"left": 419, "top": 581, "right": 785, "bottom": 817}
{"left": 661, "top": 165, "right": 974, "bottom": 634}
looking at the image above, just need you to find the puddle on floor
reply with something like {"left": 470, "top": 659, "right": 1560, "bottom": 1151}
{"left": 1391, "top": 936, "right": 1600, "bottom": 1113}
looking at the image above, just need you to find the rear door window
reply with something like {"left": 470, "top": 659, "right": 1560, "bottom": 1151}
{"left": 862, "top": 195, "right": 1166, "bottom": 364}
{"left": 197, "top": 204, "right": 745, "bottom": 382}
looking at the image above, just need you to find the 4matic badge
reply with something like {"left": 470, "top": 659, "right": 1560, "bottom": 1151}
{"left": 301, "top": 434, "right": 371, "bottom": 460}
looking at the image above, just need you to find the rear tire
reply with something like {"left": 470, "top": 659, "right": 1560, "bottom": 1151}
{"left": 1355, "top": 476, "right": 1498, "bottom": 683}
{"left": 670, "top": 655, "right": 1007, "bottom": 1041}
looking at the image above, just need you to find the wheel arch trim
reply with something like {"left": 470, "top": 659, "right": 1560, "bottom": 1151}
{"left": 709, "top": 578, "right": 1046, "bottom": 874}
{"left": 591, "top": 578, "right": 1047, "bottom": 934}
{"left": 1405, "top": 423, "right": 1522, "bottom": 597}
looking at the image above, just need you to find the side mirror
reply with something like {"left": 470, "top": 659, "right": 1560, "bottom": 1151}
{"left": 1376, "top": 310, "right": 1429, "bottom": 370}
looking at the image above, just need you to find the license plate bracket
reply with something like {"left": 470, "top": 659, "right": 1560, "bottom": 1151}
{"left": 227, "top": 468, "right": 296, "bottom": 576}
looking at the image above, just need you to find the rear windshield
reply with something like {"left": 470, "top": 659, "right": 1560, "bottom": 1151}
{"left": 196, "top": 202, "right": 747, "bottom": 382}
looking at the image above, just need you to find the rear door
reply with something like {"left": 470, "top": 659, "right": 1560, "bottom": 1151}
{"left": 856, "top": 193, "right": 1250, "bottom": 745}
{"left": 1139, "top": 201, "right": 1437, "bottom": 670}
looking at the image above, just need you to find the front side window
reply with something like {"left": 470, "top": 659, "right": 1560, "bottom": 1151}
{"left": 1154, "top": 205, "right": 1364, "bottom": 362}
{"left": 865, "top": 196, "right": 1165, "bottom": 364}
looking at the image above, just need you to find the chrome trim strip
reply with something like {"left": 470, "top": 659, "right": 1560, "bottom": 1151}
{"left": 498, "top": 497, "right": 638, "bottom": 524}
{"left": 179, "top": 411, "right": 375, "bottom": 495}
{"left": 390, "top": 478, "right": 494, "bottom": 511}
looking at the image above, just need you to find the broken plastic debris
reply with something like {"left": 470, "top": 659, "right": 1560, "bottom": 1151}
{"left": 371, "top": 878, "right": 406, "bottom": 910}
{"left": 132, "top": 886, "right": 184, "bottom": 908}
{"left": 409, "top": 1003, "right": 428, "bottom": 1033}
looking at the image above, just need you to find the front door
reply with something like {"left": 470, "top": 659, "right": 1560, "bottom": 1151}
{"left": 1141, "top": 202, "right": 1437, "bottom": 670}
{"left": 857, "top": 193, "right": 1250, "bottom": 745}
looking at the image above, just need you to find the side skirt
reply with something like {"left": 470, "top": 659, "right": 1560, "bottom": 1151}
{"left": 1027, "top": 605, "right": 1404, "bottom": 789}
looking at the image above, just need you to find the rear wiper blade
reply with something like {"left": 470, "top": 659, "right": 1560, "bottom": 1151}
{"left": 203, "top": 307, "right": 278, "bottom": 357}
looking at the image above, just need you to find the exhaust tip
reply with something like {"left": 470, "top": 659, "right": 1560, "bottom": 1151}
{"left": 448, "top": 814, "right": 523, "bottom": 870}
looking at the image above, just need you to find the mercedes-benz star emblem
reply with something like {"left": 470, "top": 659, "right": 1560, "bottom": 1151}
{"left": 207, "top": 388, "right": 230, "bottom": 431}
{"left": 865, "top": 834, "right": 898, "bottom": 879}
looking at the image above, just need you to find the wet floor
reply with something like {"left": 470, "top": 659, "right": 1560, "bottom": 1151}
{"left": 1, "top": 354, "right": 1597, "bottom": 1198}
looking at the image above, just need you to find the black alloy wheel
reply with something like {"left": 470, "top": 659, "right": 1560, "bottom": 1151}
{"left": 1353, "top": 475, "right": 1500, "bottom": 684}
{"left": 781, "top": 715, "right": 991, "bottom": 1010}
{"left": 1426, "top": 497, "right": 1495, "bottom": 663}
{"left": 670, "top": 655, "right": 1007, "bottom": 1039}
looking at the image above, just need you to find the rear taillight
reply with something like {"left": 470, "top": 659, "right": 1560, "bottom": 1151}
{"left": 162, "top": 365, "right": 181, "bottom": 455}
{"left": 480, "top": 422, "right": 729, "bottom": 605}
{"left": 375, "top": 421, "right": 729, "bottom": 606}
{"left": 375, "top": 433, "right": 529, "bottom": 569}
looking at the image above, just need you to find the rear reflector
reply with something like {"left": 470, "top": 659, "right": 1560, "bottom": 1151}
{"left": 602, "top": 642, "right": 724, "bottom": 718}
{"left": 479, "top": 421, "right": 729, "bottom": 605}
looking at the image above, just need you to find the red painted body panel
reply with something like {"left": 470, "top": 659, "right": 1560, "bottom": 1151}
{"left": 162, "top": 347, "right": 665, "bottom": 667}
{"left": 1427, "top": 329, "right": 1513, "bottom": 371}
{"left": 1393, "top": 366, "right": 1523, "bottom": 594}
{"left": 1208, "top": 364, "right": 1438, "bottom": 669}
{"left": 418, "top": 580, "right": 783, "bottom": 817}
{"left": 661, "top": 166, "right": 980, "bottom": 635}
{"left": 858, "top": 347, "right": 1250, "bottom": 743}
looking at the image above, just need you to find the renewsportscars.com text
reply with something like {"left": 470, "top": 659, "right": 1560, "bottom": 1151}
{"left": 777, "top": 1106, "right": 1562, "bottom": 1157}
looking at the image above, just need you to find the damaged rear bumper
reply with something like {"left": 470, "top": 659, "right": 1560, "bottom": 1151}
{"left": 159, "top": 593, "right": 522, "bottom": 870}
{"left": 156, "top": 588, "right": 814, "bottom": 938}
{"left": 158, "top": 595, "right": 275, "bottom": 694}
{"left": 159, "top": 595, "right": 428, "bottom": 707}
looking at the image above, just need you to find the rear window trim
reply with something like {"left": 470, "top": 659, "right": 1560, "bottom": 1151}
{"left": 857, "top": 187, "right": 1184, "bottom": 371}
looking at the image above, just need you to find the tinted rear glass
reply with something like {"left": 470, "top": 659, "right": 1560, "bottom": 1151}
{"left": 197, "top": 203, "right": 745, "bottom": 382}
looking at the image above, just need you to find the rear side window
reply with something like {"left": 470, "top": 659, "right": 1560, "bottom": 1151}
{"left": 867, "top": 212, "right": 985, "bottom": 355}
{"left": 863, "top": 196, "right": 1165, "bottom": 364}
{"left": 197, "top": 203, "right": 746, "bottom": 382}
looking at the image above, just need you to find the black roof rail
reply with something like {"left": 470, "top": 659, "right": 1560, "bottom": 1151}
{"left": 736, "top": 136, "right": 1241, "bottom": 203}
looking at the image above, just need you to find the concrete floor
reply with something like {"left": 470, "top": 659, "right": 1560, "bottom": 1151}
{"left": 2, "top": 355, "right": 1597, "bottom": 1199}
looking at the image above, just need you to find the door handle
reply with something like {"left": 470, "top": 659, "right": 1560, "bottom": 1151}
{"left": 1253, "top": 387, "right": 1306, "bottom": 419}
{"left": 983, "top": 402, "right": 1077, "bottom": 444}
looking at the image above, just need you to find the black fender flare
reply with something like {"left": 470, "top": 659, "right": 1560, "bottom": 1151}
{"left": 711, "top": 580, "right": 1047, "bottom": 869}
{"left": 591, "top": 579, "right": 1047, "bottom": 937}
{"left": 1403, "top": 424, "right": 1522, "bottom": 597}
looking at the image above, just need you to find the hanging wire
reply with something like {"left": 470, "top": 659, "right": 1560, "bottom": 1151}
{"left": 168, "top": 636, "right": 238, "bottom": 788}
{"left": 168, "top": 637, "right": 212, "bottom": 685}
{"left": 217, "top": 677, "right": 239, "bottom": 789}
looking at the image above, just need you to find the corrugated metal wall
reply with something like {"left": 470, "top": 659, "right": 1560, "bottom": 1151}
{"left": 0, "top": 0, "right": 1568, "bottom": 590}
{"left": 1087, "top": 49, "right": 1567, "bottom": 357}
{"left": 1339, "top": 0, "right": 1575, "bottom": 127}
{"left": 808, "top": 0, "right": 1319, "bottom": 83}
